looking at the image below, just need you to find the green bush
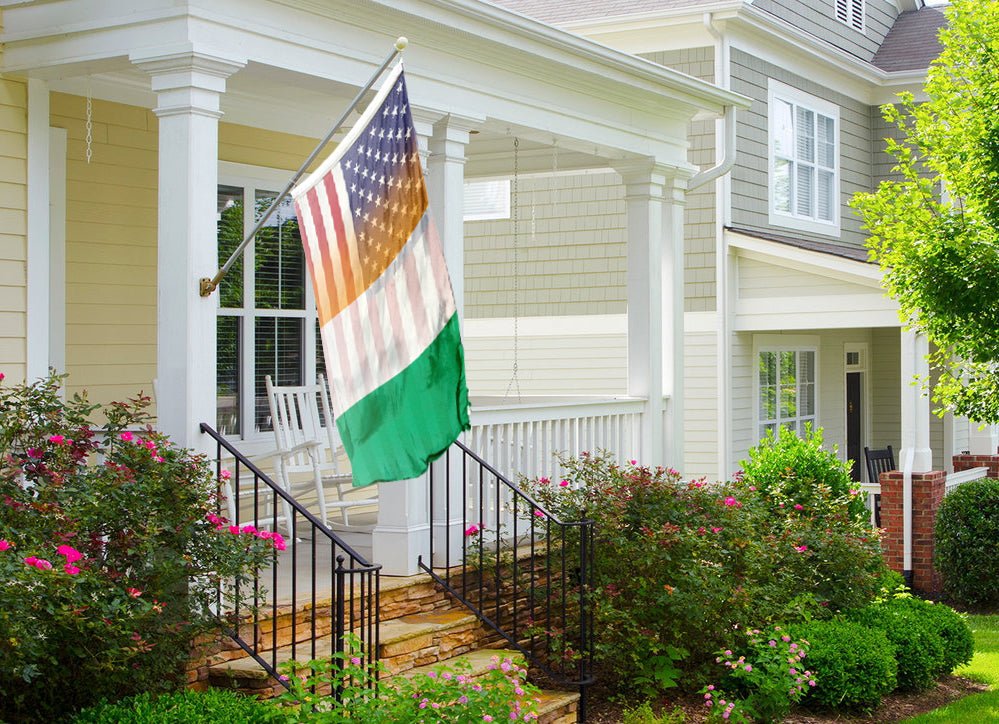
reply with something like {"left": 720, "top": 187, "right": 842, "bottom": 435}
{"left": 519, "top": 439, "right": 885, "bottom": 695}
{"left": 935, "top": 478, "right": 999, "bottom": 606}
{"left": 907, "top": 599, "right": 974, "bottom": 675}
{"left": 0, "top": 375, "right": 276, "bottom": 721}
{"left": 791, "top": 619, "right": 896, "bottom": 711}
{"left": 848, "top": 598, "right": 947, "bottom": 691}
{"left": 73, "top": 690, "right": 281, "bottom": 723}
{"left": 740, "top": 425, "right": 868, "bottom": 522}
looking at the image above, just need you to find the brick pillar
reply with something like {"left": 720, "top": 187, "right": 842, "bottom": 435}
{"left": 879, "top": 469, "right": 946, "bottom": 594}
{"left": 952, "top": 453, "right": 999, "bottom": 478}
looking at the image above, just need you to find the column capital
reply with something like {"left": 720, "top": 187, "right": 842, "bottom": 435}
{"left": 131, "top": 46, "right": 246, "bottom": 119}
{"left": 614, "top": 158, "right": 694, "bottom": 201}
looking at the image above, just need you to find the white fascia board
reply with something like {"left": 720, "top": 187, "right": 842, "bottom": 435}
{"left": 727, "top": 229, "right": 885, "bottom": 288}
{"left": 734, "top": 308, "right": 901, "bottom": 331}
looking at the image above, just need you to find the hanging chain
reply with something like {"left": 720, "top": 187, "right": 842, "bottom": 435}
{"left": 504, "top": 137, "right": 522, "bottom": 403}
{"left": 85, "top": 80, "right": 94, "bottom": 164}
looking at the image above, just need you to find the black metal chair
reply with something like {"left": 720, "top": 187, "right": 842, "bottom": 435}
{"left": 864, "top": 445, "right": 895, "bottom": 527}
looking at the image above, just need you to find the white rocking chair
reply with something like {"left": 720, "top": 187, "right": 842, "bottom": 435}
{"left": 265, "top": 375, "right": 376, "bottom": 529}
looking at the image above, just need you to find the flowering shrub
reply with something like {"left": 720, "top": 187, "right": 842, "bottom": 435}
{"left": 700, "top": 626, "right": 815, "bottom": 723}
{"left": 0, "top": 374, "right": 276, "bottom": 722}
{"left": 274, "top": 636, "right": 541, "bottom": 722}
{"left": 519, "top": 441, "right": 885, "bottom": 695}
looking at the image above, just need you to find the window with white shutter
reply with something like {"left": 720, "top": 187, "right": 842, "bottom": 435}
{"left": 768, "top": 80, "right": 840, "bottom": 235}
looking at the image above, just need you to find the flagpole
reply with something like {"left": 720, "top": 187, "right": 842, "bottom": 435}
{"left": 200, "top": 36, "right": 409, "bottom": 297}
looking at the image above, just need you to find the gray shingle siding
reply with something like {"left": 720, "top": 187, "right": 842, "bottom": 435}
{"left": 730, "top": 47, "right": 872, "bottom": 251}
{"left": 642, "top": 47, "right": 718, "bottom": 313}
{"left": 751, "top": 0, "right": 897, "bottom": 62}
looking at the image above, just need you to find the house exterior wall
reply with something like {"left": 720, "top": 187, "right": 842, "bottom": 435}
{"left": 738, "top": 256, "right": 876, "bottom": 298}
{"left": 0, "top": 77, "right": 26, "bottom": 383}
{"left": 51, "top": 92, "right": 158, "bottom": 406}
{"left": 729, "top": 47, "right": 873, "bottom": 249}
{"left": 684, "top": 327, "right": 720, "bottom": 479}
{"left": 872, "top": 103, "right": 907, "bottom": 186}
{"left": 463, "top": 170, "right": 627, "bottom": 320}
{"left": 731, "top": 326, "right": 899, "bottom": 472}
{"left": 870, "top": 326, "right": 901, "bottom": 450}
{"left": 463, "top": 316, "right": 627, "bottom": 396}
{"left": 751, "top": 0, "right": 897, "bottom": 61}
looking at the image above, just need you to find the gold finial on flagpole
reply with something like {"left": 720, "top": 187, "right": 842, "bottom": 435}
{"left": 395, "top": 37, "right": 408, "bottom": 51}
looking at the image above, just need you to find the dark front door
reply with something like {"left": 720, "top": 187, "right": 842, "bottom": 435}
{"left": 847, "top": 372, "right": 862, "bottom": 481}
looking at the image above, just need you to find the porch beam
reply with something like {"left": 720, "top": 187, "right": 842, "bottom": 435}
{"left": 132, "top": 49, "right": 245, "bottom": 449}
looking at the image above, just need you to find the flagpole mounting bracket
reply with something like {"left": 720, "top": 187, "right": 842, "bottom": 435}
{"left": 199, "top": 277, "right": 217, "bottom": 298}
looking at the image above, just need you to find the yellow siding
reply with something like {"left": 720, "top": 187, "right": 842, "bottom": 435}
{"left": 0, "top": 76, "right": 26, "bottom": 383}
{"left": 51, "top": 92, "right": 158, "bottom": 406}
{"left": 51, "top": 94, "right": 320, "bottom": 409}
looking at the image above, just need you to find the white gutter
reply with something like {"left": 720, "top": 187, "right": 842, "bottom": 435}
{"left": 689, "top": 103, "right": 737, "bottom": 190}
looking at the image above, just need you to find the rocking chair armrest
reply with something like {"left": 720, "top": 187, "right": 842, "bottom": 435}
{"left": 276, "top": 440, "right": 324, "bottom": 459}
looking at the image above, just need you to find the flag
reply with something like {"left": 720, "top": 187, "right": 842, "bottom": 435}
{"left": 291, "top": 63, "right": 469, "bottom": 488}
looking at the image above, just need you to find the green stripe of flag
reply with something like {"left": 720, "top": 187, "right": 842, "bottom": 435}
{"left": 336, "top": 313, "right": 470, "bottom": 488}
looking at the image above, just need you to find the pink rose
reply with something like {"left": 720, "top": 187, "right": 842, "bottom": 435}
{"left": 119, "top": 431, "right": 134, "bottom": 442}
{"left": 559, "top": 479, "right": 569, "bottom": 488}
{"left": 127, "top": 587, "right": 143, "bottom": 598}
{"left": 48, "top": 435, "right": 65, "bottom": 445}
{"left": 64, "top": 564, "right": 81, "bottom": 575}
{"left": 57, "top": 545, "right": 83, "bottom": 563}
{"left": 0, "top": 540, "right": 11, "bottom": 551}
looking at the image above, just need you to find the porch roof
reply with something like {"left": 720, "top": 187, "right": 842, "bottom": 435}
{"left": 0, "top": 0, "right": 747, "bottom": 171}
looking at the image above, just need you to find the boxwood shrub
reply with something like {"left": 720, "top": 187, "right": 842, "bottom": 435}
{"left": 790, "top": 619, "right": 896, "bottom": 711}
{"left": 848, "top": 597, "right": 947, "bottom": 691}
{"left": 935, "top": 478, "right": 999, "bottom": 606}
{"left": 910, "top": 599, "right": 975, "bottom": 675}
{"left": 73, "top": 690, "right": 281, "bottom": 723}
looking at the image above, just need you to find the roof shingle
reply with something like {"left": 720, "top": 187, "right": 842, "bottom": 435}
{"left": 872, "top": 7, "right": 947, "bottom": 72}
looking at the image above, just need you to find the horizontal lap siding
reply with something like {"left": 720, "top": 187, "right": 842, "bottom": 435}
{"left": 0, "top": 77, "right": 26, "bottom": 383}
{"left": 463, "top": 325, "right": 627, "bottom": 396}
{"left": 751, "top": 0, "right": 897, "bottom": 60}
{"left": 872, "top": 104, "right": 907, "bottom": 186}
{"left": 738, "top": 257, "right": 875, "bottom": 297}
{"left": 684, "top": 331, "right": 719, "bottom": 480}
{"left": 870, "top": 326, "right": 900, "bottom": 450}
{"left": 729, "top": 48, "right": 872, "bottom": 249}
{"left": 53, "top": 93, "right": 158, "bottom": 408}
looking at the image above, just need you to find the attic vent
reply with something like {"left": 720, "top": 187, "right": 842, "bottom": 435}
{"left": 835, "top": 0, "right": 865, "bottom": 32}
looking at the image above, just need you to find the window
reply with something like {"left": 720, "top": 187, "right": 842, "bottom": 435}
{"left": 768, "top": 80, "right": 839, "bottom": 235}
{"left": 757, "top": 348, "right": 817, "bottom": 439}
{"left": 464, "top": 179, "right": 510, "bottom": 221}
{"left": 216, "top": 169, "right": 323, "bottom": 439}
{"left": 835, "top": 0, "right": 865, "bottom": 32}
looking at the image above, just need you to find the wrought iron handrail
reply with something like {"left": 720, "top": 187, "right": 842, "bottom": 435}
{"left": 200, "top": 423, "right": 381, "bottom": 692}
{"left": 420, "top": 439, "right": 594, "bottom": 720}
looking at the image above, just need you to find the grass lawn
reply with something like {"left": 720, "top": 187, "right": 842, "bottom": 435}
{"left": 903, "top": 614, "right": 999, "bottom": 722}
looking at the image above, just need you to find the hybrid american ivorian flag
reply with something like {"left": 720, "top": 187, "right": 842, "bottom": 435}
{"left": 292, "top": 63, "right": 469, "bottom": 488}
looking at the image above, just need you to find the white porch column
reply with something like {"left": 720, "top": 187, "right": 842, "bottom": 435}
{"left": 132, "top": 49, "right": 244, "bottom": 450}
{"left": 618, "top": 161, "right": 688, "bottom": 468}
{"left": 370, "top": 112, "right": 441, "bottom": 576}
{"left": 427, "top": 114, "right": 480, "bottom": 567}
{"left": 428, "top": 113, "right": 481, "bottom": 321}
{"left": 899, "top": 328, "right": 932, "bottom": 583}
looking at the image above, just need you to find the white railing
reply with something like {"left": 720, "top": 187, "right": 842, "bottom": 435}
{"left": 467, "top": 396, "right": 646, "bottom": 484}
{"left": 860, "top": 482, "right": 881, "bottom": 528}
{"left": 946, "top": 466, "right": 988, "bottom": 495}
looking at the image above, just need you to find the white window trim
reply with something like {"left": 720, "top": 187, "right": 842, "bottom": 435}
{"left": 217, "top": 161, "right": 319, "bottom": 453}
{"left": 767, "top": 79, "right": 841, "bottom": 237}
{"left": 753, "top": 334, "right": 821, "bottom": 442}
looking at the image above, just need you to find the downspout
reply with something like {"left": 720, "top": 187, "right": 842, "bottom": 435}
{"left": 902, "top": 447, "right": 914, "bottom": 588}
{"left": 694, "top": 12, "right": 735, "bottom": 481}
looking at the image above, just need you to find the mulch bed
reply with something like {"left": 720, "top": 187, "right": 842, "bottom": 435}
{"left": 585, "top": 675, "right": 989, "bottom": 722}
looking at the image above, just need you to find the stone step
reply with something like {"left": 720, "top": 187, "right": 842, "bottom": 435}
{"left": 536, "top": 689, "right": 581, "bottom": 724}
{"left": 395, "top": 647, "right": 526, "bottom": 680}
{"left": 207, "top": 609, "right": 484, "bottom": 695}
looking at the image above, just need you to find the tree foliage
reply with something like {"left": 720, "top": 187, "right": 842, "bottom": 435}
{"left": 852, "top": 0, "right": 999, "bottom": 422}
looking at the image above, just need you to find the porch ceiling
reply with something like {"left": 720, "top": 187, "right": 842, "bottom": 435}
{"left": 0, "top": 0, "right": 748, "bottom": 171}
